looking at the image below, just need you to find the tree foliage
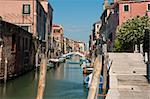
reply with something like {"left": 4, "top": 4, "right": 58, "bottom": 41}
{"left": 114, "top": 16, "right": 150, "bottom": 52}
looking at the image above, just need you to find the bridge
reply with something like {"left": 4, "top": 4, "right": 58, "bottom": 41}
{"left": 62, "top": 52, "right": 85, "bottom": 58}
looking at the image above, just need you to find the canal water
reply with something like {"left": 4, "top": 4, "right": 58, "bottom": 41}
{"left": 0, "top": 61, "right": 88, "bottom": 99}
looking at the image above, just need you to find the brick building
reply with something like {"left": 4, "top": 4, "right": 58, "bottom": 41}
{"left": 0, "top": 0, "right": 53, "bottom": 67}
{"left": 0, "top": 21, "right": 33, "bottom": 79}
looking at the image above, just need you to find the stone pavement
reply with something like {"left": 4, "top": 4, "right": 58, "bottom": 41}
{"left": 106, "top": 53, "right": 150, "bottom": 99}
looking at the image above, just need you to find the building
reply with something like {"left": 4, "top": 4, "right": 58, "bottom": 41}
{"left": 0, "top": 0, "right": 47, "bottom": 38}
{"left": 93, "top": 21, "right": 101, "bottom": 41}
{"left": 89, "top": 21, "right": 101, "bottom": 57}
{"left": 0, "top": 21, "right": 33, "bottom": 79}
{"left": 119, "top": 0, "right": 150, "bottom": 26}
{"left": 78, "top": 41, "right": 85, "bottom": 54}
{"left": 40, "top": 0, "right": 53, "bottom": 58}
{"left": 89, "top": 33, "right": 94, "bottom": 57}
{"left": 0, "top": 0, "right": 53, "bottom": 66}
{"left": 62, "top": 37, "right": 86, "bottom": 55}
{"left": 63, "top": 37, "right": 67, "bottom": 54}
{"left": 99, "top": 0, "right": 150, "bottom": 51}
{"left": 100, "top": 2, "right": 119, "bottom": 51}
{"left": 52, "top": 24, "right": 64, "bottom": 58}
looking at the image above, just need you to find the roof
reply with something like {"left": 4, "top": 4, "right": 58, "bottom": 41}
{"left": 118, "top": 0, "right": 150, "bottom": 4}
{"left": 93, "top": 21, "right": 102, "bottom": 25}
{"left": 53, "top": 24, "right": 63, "bottom": 28}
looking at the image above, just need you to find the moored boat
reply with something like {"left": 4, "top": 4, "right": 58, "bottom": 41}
{"left": 84, "top": 73, "right": 103, "bottom": 89}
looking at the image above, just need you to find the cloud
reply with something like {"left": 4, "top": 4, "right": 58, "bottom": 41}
{"left": 64, "top": 25, "right": 89, "bottom": 33}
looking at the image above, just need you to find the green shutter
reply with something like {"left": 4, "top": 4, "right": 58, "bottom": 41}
{"left": 148, "top": 4, "right": 150, "bottom": 11}
{"left": 124, "top": 5, "right": 129, "bottom": 12}
{"left": 28, "top": 5, "right": 30, "bottom": 14}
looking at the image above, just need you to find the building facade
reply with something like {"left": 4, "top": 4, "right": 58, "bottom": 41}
{"left": 0, "top": 0, "right": 53, "bottom": 66}
{"left": 99, "top": 0, "right": 150, "bottom": 51}
{"left": 0, "top": 21, "right": 33, "bottom": 79}
{"left": 119, "top": 0, "right": 150, "bottom": 26}
{"left": 0, "top": 0, "right": 48, "bottom": 38}
{"left": 40, "top": 0, "right": 53, "bottom": 58}
{"left": 52, "top": 24, "right": 64, "bottom": 58}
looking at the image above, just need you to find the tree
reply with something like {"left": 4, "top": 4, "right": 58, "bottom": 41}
{"left": 114, "top": 16, "right": 150, "bottom": 52}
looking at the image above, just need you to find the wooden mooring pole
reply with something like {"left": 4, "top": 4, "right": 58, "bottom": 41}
{"left": 0, "top": 45, "right": 2, "bottom": 75}
{"left": 36, "top": 55, "right": 47, "bottom": 99}
{"left": 102, "top": 54, "right": 109, "bottom": 93}
{"left": 87, "top": 55, "right": 102, "bottom": 99}
{"left": 4, "top": 57, "right": 8, "bottom": 83}
{"left": 102, "top": 44, "right": 108, "bottom": 95}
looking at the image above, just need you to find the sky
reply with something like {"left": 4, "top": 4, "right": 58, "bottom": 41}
{"left": 49, "top": 0, "right": 112, "bottom": 43}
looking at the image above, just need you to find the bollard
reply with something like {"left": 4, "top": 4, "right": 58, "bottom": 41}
{"left": 134, "top": 44, "right": 138, "bottom": 53}
{"left": 145, "top": 52, "right": 148, "bottom": 62}
{"left": 4, "top": 57, "right": 8, "bottom": 83}
{"left": 140, "top": 44, "right": 143, "bottom": 54}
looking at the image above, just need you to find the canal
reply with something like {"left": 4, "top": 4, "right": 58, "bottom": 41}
{"left": 0, "top": 60, "right": 88, "bottom": 99}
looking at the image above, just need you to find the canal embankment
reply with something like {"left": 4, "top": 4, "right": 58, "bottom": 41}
{"left": 106, "top": 53, "right": 150, "bottom": 99}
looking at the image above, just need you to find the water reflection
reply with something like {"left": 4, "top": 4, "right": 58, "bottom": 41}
{"left": 44, "top": 63, "right": 88, "bottom": 99}
{"left": 0, "top": 61, "right": 88, "bottom": 99}
{"left": 0, "top": 71, "right": 38, "bottom": 99}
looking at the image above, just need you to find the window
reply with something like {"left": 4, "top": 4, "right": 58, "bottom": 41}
{"left": 124, "top": 5, "right": 129, "bottom": 12}
{"left": 23, "top": 4, "right": 30, "bottom": 14}
{"left": 21, "top": 26, "right": 29, "bottom": 31}
{"left": 148, "top": 4, "right": 150, "bottom": 11}
{"left": 97, "top": 25, "right": 99, "bottom": 28}
{"left": 54, "top": 29, "right": 60, "bottom": 33}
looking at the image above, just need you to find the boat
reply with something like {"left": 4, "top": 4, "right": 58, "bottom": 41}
{"left": 48, "top": 59, "right": 59, "bottom": 63}
{"left": 84, "top": 73, "right": 103, "bottom": 89}
{"left": 47, "top": 62, "right": 55, "bottom": 69}
{"left": 66, "top": 61, "right": 80, "bottom": 64}
{"left": 58, "top": 57, "right": 65, "bottom": 63}
{"left": 80, "top": 59, "right": 91, "bottom": 68}
{"left": 48, "top": 57, "right": 65, "bottom": 63}
{"left": 83, "top": 67, "right": 93, "bottom": 74}
{"left": 65, "top": 55, "right": 72, "bottom": 59}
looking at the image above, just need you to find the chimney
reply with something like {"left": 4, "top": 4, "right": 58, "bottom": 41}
{"left": 104, "top": 0, "right": 109, "bottom": 7}
{"left": 103, "top": 0, "right": 109, "bottom": 10}
{"left": 113, "top": 0, "right": 118, "bottom": 3}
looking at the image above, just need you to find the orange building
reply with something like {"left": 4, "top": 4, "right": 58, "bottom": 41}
{"left": 119, "top": 0, "right": 150, "bottom": 26}
{"left": 100, "top": 0, "right": 150, "bottom": 51}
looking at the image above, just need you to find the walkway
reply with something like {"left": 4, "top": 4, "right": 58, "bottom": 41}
{"left": 106, "top": 53, "right": 150, "bottom": 99}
